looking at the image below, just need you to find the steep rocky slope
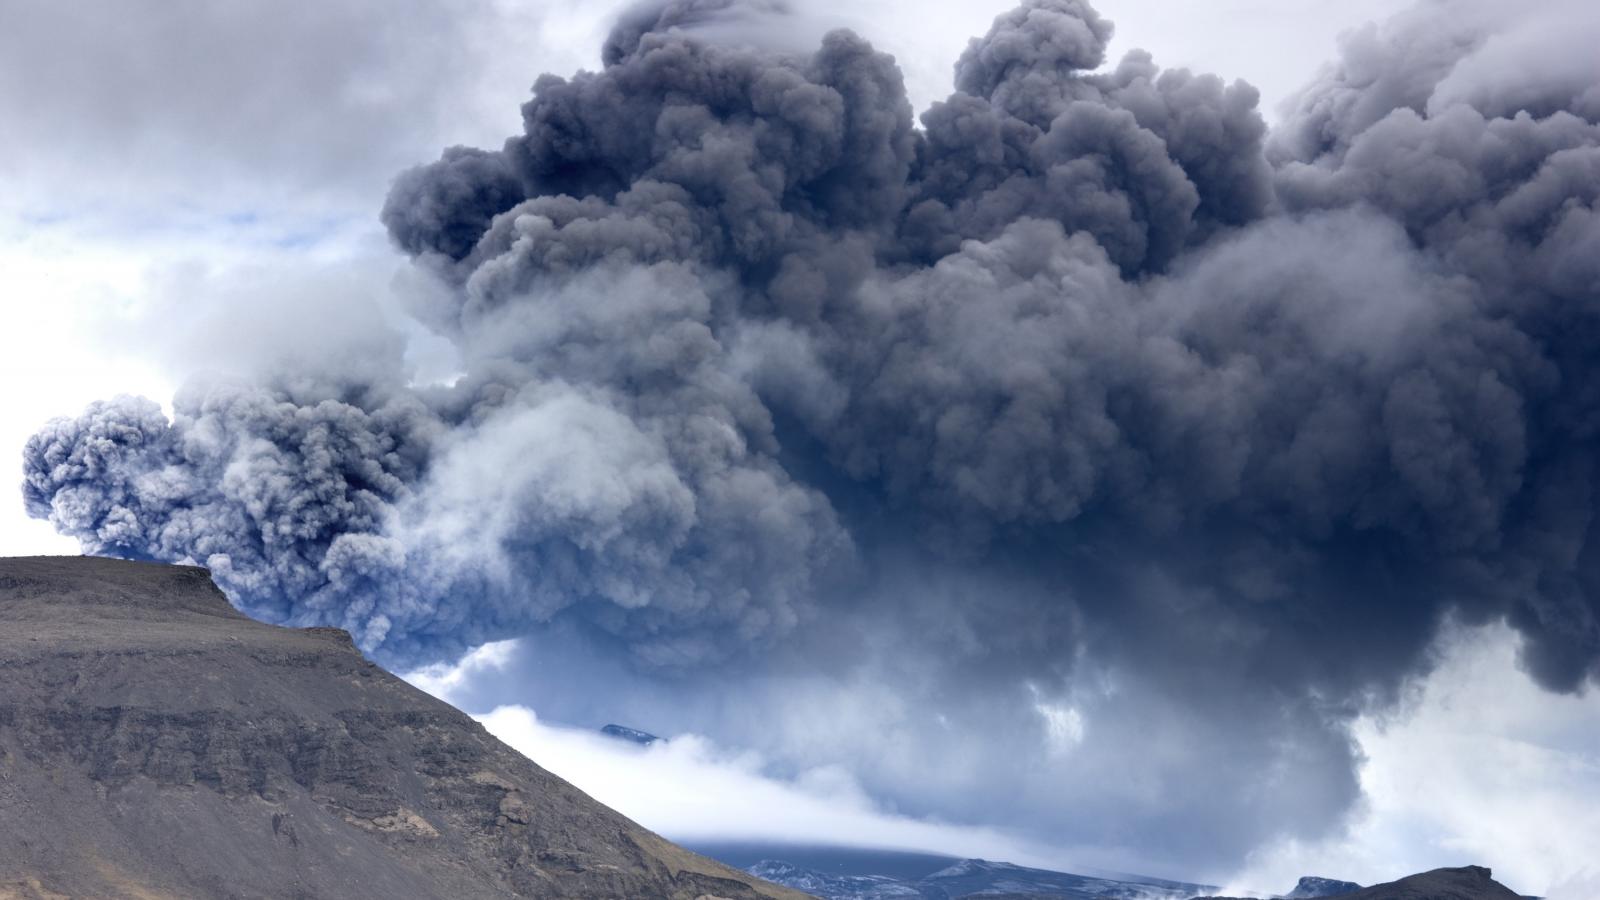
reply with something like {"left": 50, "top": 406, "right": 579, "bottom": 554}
{"left": 0, "top": 556, "right": 811, "bottom": 900}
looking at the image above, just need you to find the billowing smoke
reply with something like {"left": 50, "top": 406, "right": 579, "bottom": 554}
{"left": 22, "top": 0, "right": 1600, "bottom": 873}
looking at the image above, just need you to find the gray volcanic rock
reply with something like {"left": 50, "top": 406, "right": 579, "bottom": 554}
{"left": 1193, "top": 866, "right": 1522, "bottom": 900}
{"left": 0, "top": 556, "right": 812, "bottom": 900}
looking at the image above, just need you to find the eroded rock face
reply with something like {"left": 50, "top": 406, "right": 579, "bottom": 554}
{"left": 0, "top": 556, "right": 811, "bottom": 900}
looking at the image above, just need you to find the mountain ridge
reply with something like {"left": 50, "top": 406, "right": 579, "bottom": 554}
{"left": 742, "top": 855, "right": 1532, "bottom": 900}
{"left": 0, "top": 555, "right": 810, "bottom": 900}
{"left": 745, "top": 855, "right": 1214, "bottom": 900}
{"left": 1193, "top": 865, "right": 1525, "bottom": 900}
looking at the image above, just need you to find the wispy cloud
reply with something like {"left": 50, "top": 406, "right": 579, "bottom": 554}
{"left": 405, "top": 643, "right": 1068, "bottom": 868}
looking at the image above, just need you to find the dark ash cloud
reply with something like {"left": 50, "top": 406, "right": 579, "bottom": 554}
{"left": 21, "top": 0, "right": 1600, "bottom": 874}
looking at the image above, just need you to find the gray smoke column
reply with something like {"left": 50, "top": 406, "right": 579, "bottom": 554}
{"left": 22, "top": 0, "right": 1600, "bottom": 870}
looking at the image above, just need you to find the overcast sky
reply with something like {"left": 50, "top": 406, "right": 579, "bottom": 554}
{"left": 5, "top": 1, "right": 1599, "bottom": 896}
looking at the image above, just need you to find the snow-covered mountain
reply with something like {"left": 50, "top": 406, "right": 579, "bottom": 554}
{"left": 747, "top": 861, "right": 923, "bottom": 899}
{"left": 599, "top": 723, "right": 661, "bottom": 745}
{"left": 747, "top": 856, "right": 1214, "bottom": 900}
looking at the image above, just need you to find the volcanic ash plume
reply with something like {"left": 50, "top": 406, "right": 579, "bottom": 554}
{"left": 22, "top": 0, "right": 1600, "bottom": 869}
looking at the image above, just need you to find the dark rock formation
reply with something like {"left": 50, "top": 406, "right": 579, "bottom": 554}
{"left": 1194, "top": 865, "right": 1523, "bottom": 900}
{"left": 0, "top": 556, "right": 811, "bottom": 900}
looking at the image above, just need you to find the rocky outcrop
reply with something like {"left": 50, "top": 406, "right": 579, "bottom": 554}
{"left": 0, "top": 556, "right": 811, "bottom": 900}
{"left": 1193, "top": 865, "right": 1523, "bottom": 900}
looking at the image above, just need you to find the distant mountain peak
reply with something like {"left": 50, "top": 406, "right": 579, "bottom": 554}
{"left": 928, "top": 858, "right": 1001, "bottom": 877}
{"left": 746, "top": 860, "right": 921, "bottom": 899}
{"left": 751, "top": 852, "right": 1212, "bottom": 900}
{"left": 1197, "top": 864, "right": 1523, "bottom": 900}
{"left": 600, "top": 723, "right": 662, "bottom": 745}
{"left": 1285, "top": 875, "right": 1362, "bottom": 898}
